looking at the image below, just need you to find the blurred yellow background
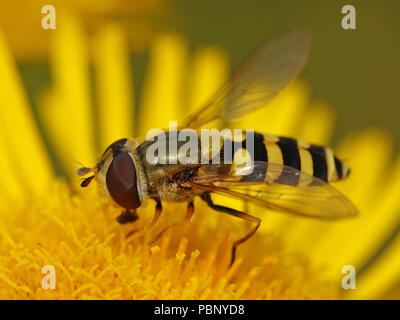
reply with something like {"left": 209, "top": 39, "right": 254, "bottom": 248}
{"left": 2, "top": 0, "right": 399, "bottom": 153}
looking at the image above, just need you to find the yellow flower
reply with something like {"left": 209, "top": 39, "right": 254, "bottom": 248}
{"left": 0, "top": 14, "right": 399, "bottom": 300}
{"left": 0, "top": 0, "right": 169, "bottom": 60}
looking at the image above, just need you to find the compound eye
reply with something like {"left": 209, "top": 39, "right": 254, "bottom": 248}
{"left": 102, "top": 138, "right": 127, "bottom": 156}
{"left": 106, "top": 152, "right": 141, "bottom": 209}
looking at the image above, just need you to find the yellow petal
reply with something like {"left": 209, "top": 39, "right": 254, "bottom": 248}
{"left": 335, "top": 155, "right": 400, "bottom": 271}
{"left": 298, "top": 101, "right": 335, "bottom": 145}
{"left": 336, "top": 129, "right": 392, "bottom": 204}
{"left": 310, "top": 130, "right": 393, "bottom": 278}
{"left": 235, "top": 81, "right": 309, "bottom": 137}
{"left": 94, "top": 24, "right": 135, "bottom": 149}
{"left": 349, "top": 231, "right": 400, "bottom": 299}
{"left": 0, "top": 28, "right": 53, "bottom": 194}
{"left": 138, "top": 33, "right": 187, "bottom": 135}
{"left": 188, "top": 46, "right": 229, "bottom": 111}
{"left": 0, "top": 135, "right": 24, "bottom": 206}
{"left": 39, "top": 14, "right": 96, "bottom": 177}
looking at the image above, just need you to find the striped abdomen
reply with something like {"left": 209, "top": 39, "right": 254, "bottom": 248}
{"left": 228, "top": 132, "right": 350, "bottom": 184}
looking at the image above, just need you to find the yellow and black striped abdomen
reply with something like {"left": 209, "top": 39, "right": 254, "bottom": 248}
{"left": 258, "top": 133, "right": 350, "bottom": 183}
{"left": 232, "top": 132, "right": 350, "bottom": 184}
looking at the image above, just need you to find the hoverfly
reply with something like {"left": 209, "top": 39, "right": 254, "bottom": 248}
{"left": 77, "top": 31, "right": 357, "bottom": 265}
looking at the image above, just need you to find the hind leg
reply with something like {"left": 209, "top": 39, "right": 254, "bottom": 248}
{"left": 201, "top": 192, "right": 261, "bottom": 266}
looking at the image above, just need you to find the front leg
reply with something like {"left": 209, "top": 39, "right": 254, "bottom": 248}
{"left": 148, "top": 198, "right": 162, "bottom": 229}
{"left": 125, "top": 198, "right": 162, "bottom": 238}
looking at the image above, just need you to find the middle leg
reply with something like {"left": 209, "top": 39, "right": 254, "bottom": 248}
{"left": 152, "top": 200, "right": 195, "bottom": 243}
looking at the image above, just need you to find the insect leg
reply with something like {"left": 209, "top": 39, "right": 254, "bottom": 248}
{"left": 117, "top": 209, "right": 139, "bottom": 224}
{"left": 200, "top": 192, "right": 261, "bottom": 266}
{"left": 152, "top": 201, "right": 195, "bottom": 243}
{"left": 148, "top": 199, "right": 162, "bottom": 229}
{"left": 126, "top": 199, "right": 162, "bottom": 238}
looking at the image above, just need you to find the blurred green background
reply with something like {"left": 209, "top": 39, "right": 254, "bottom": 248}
{"left": 170, "top": 0, "right": 400, "bottom": 148}
{"left": 15, "top": 0, "right": 400, "bottom": 150}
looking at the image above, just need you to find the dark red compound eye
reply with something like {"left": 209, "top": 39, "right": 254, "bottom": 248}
{"left": 106, "top": 152, "right": 141, "bottom": 209}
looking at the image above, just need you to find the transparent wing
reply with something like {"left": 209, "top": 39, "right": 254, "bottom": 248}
{"left": 182, "top": 31, "right": 311, "bottom": 129}
{"left": 192, "top": 161, "right": 357, "bottom": 219}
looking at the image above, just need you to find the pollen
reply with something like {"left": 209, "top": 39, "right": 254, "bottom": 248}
{"left": 0, "top": 181, "right": 339, "bottom": 299}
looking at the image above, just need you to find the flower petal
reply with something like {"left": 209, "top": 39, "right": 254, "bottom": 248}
{"left": 0, "top": 28, "right": 53, "bottom": 194}
{"left": 138, "top": 33, "right": 187, "bottom": 135}
{"left": 39, "top": 14, "right": 96, "bottom": 177}
{"left": 94, "top": 24, "right": 135, "bottom": 149}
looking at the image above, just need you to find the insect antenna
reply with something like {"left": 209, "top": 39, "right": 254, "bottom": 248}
{"left": 77, "top": 167, "right": 93, "bottom": 176}
{"left": 74, "top": 159, "right": 93, "bottom": 176}
{"left": 80, "top": 176, "right": 95, "bottom": 187}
